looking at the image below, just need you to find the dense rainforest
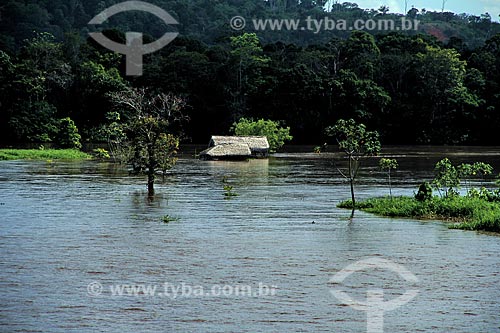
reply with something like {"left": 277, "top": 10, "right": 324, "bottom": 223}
{"left": 1, "top": 0, "right": 500, "bottom": 145}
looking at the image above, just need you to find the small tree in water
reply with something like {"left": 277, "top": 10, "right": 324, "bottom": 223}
{"left": 326, "top": 119, "right": 381, "bottom": 217}
{"left": 379, "top": 158, "right": 398, "bottom": 198}
{"left": 109, "top": 88, "right": 185, "bottom": 196}
{"left": 433, "top": 158, "right": 460, "bottom": 197}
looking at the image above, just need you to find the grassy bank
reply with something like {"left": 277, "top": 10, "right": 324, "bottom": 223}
{"left": 338, "top": 196, "right": 500, "bottom": 233}
{"left": 0, "top": 149, "right": 91, "bottom": 161}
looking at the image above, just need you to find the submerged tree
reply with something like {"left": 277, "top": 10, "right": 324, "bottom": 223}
{"left": 326, "top": 119, "right": 381, "bottom": 217}
{"left": 433, "top": 158, "right": 460, "bottom": 197}
{"left": 379, "top": 158, "right": 398, "bottom": 198}
{"left": 109, "top": 88, "right": 185, "bottom": 196}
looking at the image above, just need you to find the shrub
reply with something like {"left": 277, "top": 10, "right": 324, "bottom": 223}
{"left": 56, "top": 117, "right": 82, "bottom": 149}
{"left": 433, "top": 158, "right": 460, "bottom": 197}
{"left": 415, "top": 182, "right": 433, "bottom": 201}
{"left": 92, "top": 148, "right": 110, "bottom": 159}
{"left": 231, "top": 118, "right": 292, "bottom": 153}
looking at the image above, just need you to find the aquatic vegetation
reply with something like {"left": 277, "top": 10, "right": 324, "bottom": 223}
{"left": 0, "top": 149, "right": 91, "bottom": 160}
{"left": 223, "top": 185, "right": 238, "bottom": 199}
{"left": 338, "top": 196, "right": 500, "bottom": 232}
{"left": 161, "top": 215, "right": 179, "bottom": 223}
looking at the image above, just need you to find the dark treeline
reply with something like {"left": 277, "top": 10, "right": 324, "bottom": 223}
{"left": 1, "top": 0, "right": 500, "bottom": 145}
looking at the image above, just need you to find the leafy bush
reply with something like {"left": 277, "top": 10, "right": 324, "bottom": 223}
{"left": 92, "top": 148, "right": 110, "bottom": 159}
{"left": 467, "top": 187, "right": 500, "bottom": 202}
{"left": 433, "top": 158, "right": 460, "bottom": 197}
{"left": 8, "top": 101, "right": 59, "bottom": 142}
{"left": 459, "top": 162, "right": 494, "bottom": 189}
{"left": 231, "top": 118, "right": 292, "bottom": 153}
{"left": 415, "top": 182, "right": 433, "bottom": 201}
{"left": 56, "top": 117, "right": 82, "bottom": 149}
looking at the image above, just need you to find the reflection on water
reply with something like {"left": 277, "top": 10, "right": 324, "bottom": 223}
{"left": 0, "top": 148, "right": 499, "bottom": 333}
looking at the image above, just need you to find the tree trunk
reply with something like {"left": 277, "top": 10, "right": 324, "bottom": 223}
{"left": 389, "top": 170, "right": 392, "bottom": 198}
{"left": 147, "top": 143, "right": 156, "bottom": 197}
{"left": 350, "top": 178, "right": 355, "bottom": 218}
{"left": 349, "top": 156, "right": 355, "bottom": 218}
{"left": 147, "top": 172, "right": 155, "bottom": 197}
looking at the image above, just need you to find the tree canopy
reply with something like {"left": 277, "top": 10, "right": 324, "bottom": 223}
{"left": 1, "top": 2, "right": 500, "bottom": 146}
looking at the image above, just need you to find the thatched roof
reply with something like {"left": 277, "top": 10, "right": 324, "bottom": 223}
{"left": 199, "top": 143, "right": 251, "bottom": 159}
{"left": 210, "top": 136, "right": 269, "bottom": 152}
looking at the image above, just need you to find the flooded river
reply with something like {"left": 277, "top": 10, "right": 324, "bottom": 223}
{"left": 1, "top": 147, "right": 499, "bottom": 332}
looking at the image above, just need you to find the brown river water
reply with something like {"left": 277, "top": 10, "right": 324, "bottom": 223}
{"left": 0, "top": 146, "right": 499, "bottom": 332}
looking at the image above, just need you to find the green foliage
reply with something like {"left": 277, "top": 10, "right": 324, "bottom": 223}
{"left": 8, "top": 101, "right": 59, "bottom": 142}
{"left": 223, "top": 185, "right": 239, "bottom": 199}
{"left": 326, "top": 119, "right": 380, "bottom": 213}
{"left": 0, "top": 149, "right": 91, "bottom": 160}
{"left": 379, "top": 158, "right": 398, "bottom": 170}
{"left": 230, "top": 33, "right": 270, "bottom": 114}
{"left": 459, "top": 162, "right": 493, "bottom": 189}
{"left": 231, "top": 118, "right": 292, "bottom": 153}
{"left": 472, "top": 162, "right": 493, "bottom": 179}
{"left": 157, "top": 133, "right": 180, "bottom": 176}
{"left": 161, "top": 215, "right": 180, "bottom": 223}
{"left": 343, "top": 31, "right": 381, "bottom": 79}
{"left": 109, "top": 88, "right": 184, "bottom": 196}
{"left": 339, "top": 196, "right": 500, "bottom": 232}
{"left": 415, "top": 183, "right": 433, "bottom": 202}
{"left": 222, "top": 177, "right": 238, "bottom": 199}
{"left": 433, "top": 158, "right": 460, "bottom": 197}
{"left": 99, "top": 111, "right": 129, "bottom": 162}
{"left": 1, "top": 2, "right": 500, "bottom": 146}
{"left": 413, "top": 45, "right": 480, "bottom": 143}
{"left": 230, "top": 33, "right": 269, "bottom": 66}
{"left": 56, "top": 117, "right": 82, "bottom": 149}
{"left": 326, "top": 119, "right": 381, "bottom": 157}
{"left": 466, "top": 187, "right": 500, "bottom": 203}
{"left": 454, "top": 210, "right": 500, "bottom": 232}
{"left": 92, "top": 148, "right": 110, "bottom": 159}
{"left": 379, "top": 158, "right": 398, "bottom": 197}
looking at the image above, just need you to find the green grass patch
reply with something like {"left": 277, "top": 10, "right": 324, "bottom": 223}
{"left": 0, "top": 149, "right": 91, "bottom": 161}
{"left": 338, "top": 196, "right": 500, "bottom": 233}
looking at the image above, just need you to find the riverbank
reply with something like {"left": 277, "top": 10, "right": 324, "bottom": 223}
{"left": 0, "top": 149, "right": 91, "bottom": 161}
{"left": 338, "top": 196, "right": 500, "bottom": 233}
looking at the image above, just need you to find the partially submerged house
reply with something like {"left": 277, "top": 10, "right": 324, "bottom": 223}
{"left": 199, "top": 136, "right": 270, "bottom": 160}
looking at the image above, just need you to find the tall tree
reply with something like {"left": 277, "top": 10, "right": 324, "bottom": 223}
{"left": 109, "top": 88, "right": 185, "bottom": 196}
{"left": 413, "top": 45, "right": 480, "bottom": 143}
{"left": 229, "top": 33, "right": 269, "bottom": 119}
